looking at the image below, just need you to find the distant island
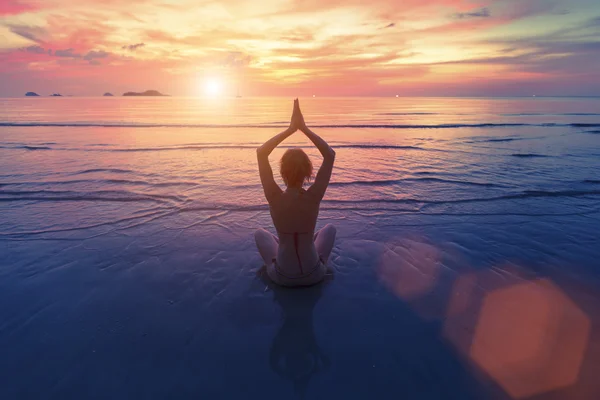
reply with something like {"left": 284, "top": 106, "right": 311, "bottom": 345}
{"left": 50, "top": 93, "right": 62, "bottom": 97}
{"left": 103, "top": 92, "right": 114, "bottom": 97}
{"left": 122, "top": 90, "right": 169, "bottom": 97}
{"left": 25, "top": 92, "right": 40, "bottom": 97}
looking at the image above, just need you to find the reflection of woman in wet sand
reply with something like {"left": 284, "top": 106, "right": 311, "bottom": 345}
{"left": 255, "top": 99, "right": 336, "bottom": 287}
{"left": 269, "top": 284, "right": 330, "bottom": 397}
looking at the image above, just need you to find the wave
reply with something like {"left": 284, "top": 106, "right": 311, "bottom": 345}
{"left": 99, "top": 145, "right": 258, "bottom": 152}
{"left": 1, "top": 177, "right": 505, "bottom": 191}
{"left": 0, "top": 196, "right": 170, "bottom": 204}
{"left": 336, "top": 144, "right": 425, "bottom": 150}
{"left": 173, "top": 189, "right": 600, "bottom": 211}
{"left": 376, "top": 112, "right": 439, "bottom": 116}
{"left": 4, "top": 142, "right": 571, "bottom": 155}
{"left": 0, "top": 209, "right": 171, "bottom": 237}
{"left": 465, "top": 137, "right": 529, "bottom": 143}
{"left": 458, "top": 189, "right": 600, "bottom": 202}
{"left": 413, "top": 171, "right": 437, "bottom": 175}
{"left": 510, "top": 153, "right": 550, "bottom": 158}
{"left": 0, "top": 141, "right": 55, "bottom": 145}
{"left": 479, "top": 138, "right": 522, "bottom": 143}
{"left": 2, "top": 189, "right": 598, "bottom": 208}
{"left": 2, "top": 121, "right": 599, "bottom": 129}
{"left": 0, "top": 144, "right": 430, "bottom": 152}
{"left": 0, "top": 145, "right": 52, "bottom": 150}
{"left": 321, "top": 189, "right": 600, "bottom": 206}
{"left": 584, "top": 130, "right": 600, "bottom": 134}
{"left": 330, "top": 177, "right": 503, "bottom": 188}
{"left": 0, "top": 189, "right": 183, "bottom": 203}
{"left": 107, "top": 144, "right": 426, "bottom": 152}
{"left": 0, "top": 179, "right": 199, "bottom": 188}
{"left": 71, "top": 204, "right": 596, "bottom": 217}
{"left": 12, "top": 177, "right": 598, "bottom": 190}
{"left": 74, "top": 168, "right": 134, "bottom": 174}
{"left": 503, "top": 113, "right": 600, "bottom": 116}
{"left": 571, "top": 123, "right": 600, "bottom": 128}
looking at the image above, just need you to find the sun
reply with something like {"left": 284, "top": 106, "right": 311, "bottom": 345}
{"left": 203, "top": 78, "right": 223, "bottom": 97}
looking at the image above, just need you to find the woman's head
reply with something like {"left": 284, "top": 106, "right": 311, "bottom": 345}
{"left": 280, "top": 148, "right": 313, "bottom": 188}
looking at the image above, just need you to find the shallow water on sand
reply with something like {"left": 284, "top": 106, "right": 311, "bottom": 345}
{"left": 1, "top": 97, "right": 600, "bottom": 399}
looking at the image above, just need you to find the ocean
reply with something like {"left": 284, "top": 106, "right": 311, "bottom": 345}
{"left": 1, "top": 96, "right": 599, "bottom": 399}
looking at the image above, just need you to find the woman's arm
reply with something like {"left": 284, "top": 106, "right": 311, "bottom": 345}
{"left": 257, "top": 101, "right": 298, "bottom": 202}
{"left": 296, "top": 101, "right": 335, "bottom": 200}
{"left": 303, "top": 125, "right": 335, "bottom": 200}
{"left": 257, "top": 127, "right": 294, "bottom": 203}
{"left": 257, "top": 126, "right": 295, "bottom": 160}
{"left": 301, "top": 126, "right": 335, "bottom": 162}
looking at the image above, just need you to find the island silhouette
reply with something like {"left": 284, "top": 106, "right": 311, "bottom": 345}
{"left": 25, "top": 92, "right": 40, "bottom": 97}
{"left": 123, "top": 90, "right": 168, "bottom": 97}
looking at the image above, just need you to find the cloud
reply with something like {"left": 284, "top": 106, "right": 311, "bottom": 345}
{"left": 8, "top": 24, "right": 47, "bottom": 43}
{"left": 122, "top": 43, "right": 145, "bottom": 51}
{"left": 432, "top": 34, "right": 600, "bottom": 80}
{"left": 83, "top": 50, "right": 109, "bottom": 60}
{"left": 498, "top": 0, "right": 566, "bottom": 20}
{"left": 0, "top": 0, "right": 37, "bottom": 16}
{"left": 12, "top": 40, "right": 111, "bottom": 66}
{"left": 82, "top": 50, "right": 110, "bottom": 65}
{"left": 453, "top": 7, "right": 491, "bottom": 19}
{"left": 54, "top": 48, "right": 81, "bottom": 58}
{"left": 21, "top": 45, "right": 46, "bottom": 54}
{"left": 221, "top": 51, "right": 252, "bottom": 68}
{"left": 18, "top": 44, "right": 52, "bottom": 55}
{"left": 554, "top": 9, "right": 570, "bottom": 16}
{"left": 583, "top": 16, "right": 600, "bottom": 28}
{"left": 277, "top": 30, "right": 315, "bottom": 43}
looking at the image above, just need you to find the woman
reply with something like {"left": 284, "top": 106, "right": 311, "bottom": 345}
{"left": 255, "top": 99, "right": 336, "bottom": 287}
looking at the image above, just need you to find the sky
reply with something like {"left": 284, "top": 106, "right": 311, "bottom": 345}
{"left": 0, "top": 0, "right": 599, "bottom": 97}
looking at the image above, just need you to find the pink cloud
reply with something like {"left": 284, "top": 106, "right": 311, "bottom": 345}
{"left": 0, "top": 0, "right": 38, "bottom": 16}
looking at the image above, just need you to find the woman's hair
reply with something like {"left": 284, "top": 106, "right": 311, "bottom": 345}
{"left": 280, "top": 148, "right": 313, "bottom": 187}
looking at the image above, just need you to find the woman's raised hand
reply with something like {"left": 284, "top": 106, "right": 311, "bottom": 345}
{"left": 290, "top": 98, "right": 306, "bottom": 132}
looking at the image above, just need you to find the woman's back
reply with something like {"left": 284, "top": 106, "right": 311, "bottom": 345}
{"left": 270, "top": 188, "right": 321, "bottom": 276}
{"left": 271, "top": 188, "right": 319, "bottom": 233}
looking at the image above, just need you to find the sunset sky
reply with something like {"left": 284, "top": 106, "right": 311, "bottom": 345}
{"left": 1, "top": 0, "right": 599, "bottom": 97}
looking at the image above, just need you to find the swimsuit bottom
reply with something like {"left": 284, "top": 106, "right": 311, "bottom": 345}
{"left": 267, "top": 257, "right": 326, "bottom": 287}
